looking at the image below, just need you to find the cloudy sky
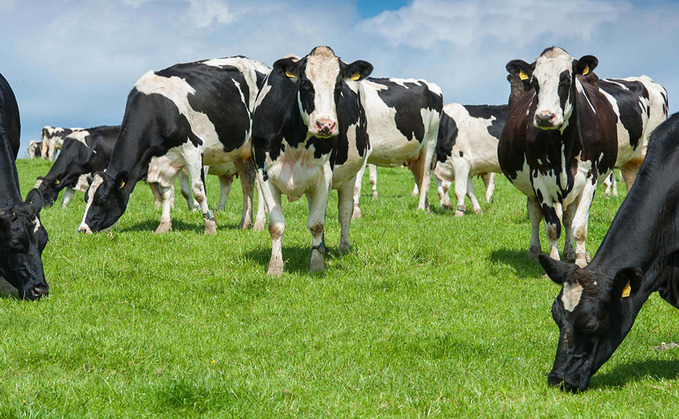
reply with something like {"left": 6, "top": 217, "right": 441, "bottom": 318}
{"left": 2, "top": 0, "right": 678, "bottom": 156}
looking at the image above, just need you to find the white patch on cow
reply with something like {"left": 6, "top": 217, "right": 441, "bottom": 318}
{"left": 33, "top": 217, "right": 41, "bottom": 233}
{"left": 203, "top": 57, "right": 270, "bottom": 111}
{"left": 79, "top": 173, "right": 105, "bottom": 231}
{"left": 66, "top": 129, "right": 91, "bottom": 145}
{"left": 232, "top": 79, "right": 246, "bottom": 108}
{"left": 561, "top": 281, "right": 583, "bottom": 312}
{"left": 533, "top": 48, "right": 573, "bottom": 127}
{"left": 305, "top": 46, "right": 340, "bottom": 131}
{"left": 575, "top": 78, "right": 597, "bottom": 114}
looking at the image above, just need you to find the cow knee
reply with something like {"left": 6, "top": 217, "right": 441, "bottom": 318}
{"left": 309, "top": 221, "right": 324, "bottom": 239}
{"left": 269, "top": 221, "right": 285, "bottom": 241}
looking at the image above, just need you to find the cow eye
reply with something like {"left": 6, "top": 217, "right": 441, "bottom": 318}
{"left": 581, "top": 318, "right": 600, "bottom": 335}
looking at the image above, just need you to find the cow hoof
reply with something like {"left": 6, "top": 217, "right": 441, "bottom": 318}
{"left": 528, "top": 245, "right": 541, "bottom": 260}
{"left": 238, "top": 219, "right": 253, "bottom": 230}
{"left": 267, "top": 258, "right": 284, "bottom": 276}
{"left": 371, "top": 192, "right": 379, "bottom": 200}
{"left": 310, "top": 248, "right": 326, "bottom": 272}
{"left": 339, "top": 243, "right": 351, "bottom": 255}
{"left": 352, "top": 205, "right": 362, "bottom": 220}
{"left": 253, "top": 220, "right": 266, "bottom": 232}
{"left": 473, "top": 208, "right": 482, "bottom": 215}
{"left": 454, "top": 210, "right": 465, "bottom": 217}
{"left": 204, "top": 219, "right": 217, "bottom": 235}
{"left": 155, "top": 221, "right": 173, "bottom": 234}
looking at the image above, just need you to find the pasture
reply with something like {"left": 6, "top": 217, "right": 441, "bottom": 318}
{"left": 2, "top": 158, "right": 678, "bottom": 416}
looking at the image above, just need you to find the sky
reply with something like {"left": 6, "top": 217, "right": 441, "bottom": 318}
{"left": 1, "top": 0, "right": 678, "bottom": 156}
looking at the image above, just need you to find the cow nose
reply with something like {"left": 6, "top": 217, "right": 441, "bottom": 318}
{"left": 314, "top": 119, "right": 337, "bottom": 136}
{"left": 535, "top": 110, "right": 558, "bottom": 127}
{"left": 28, "top": 284, "right": 49, "bottom": 300}
{"left": 78, "top": 225, "right": 93, "bottom": 234}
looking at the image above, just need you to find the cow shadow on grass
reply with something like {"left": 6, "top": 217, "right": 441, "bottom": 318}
{"left": 245, "top": 245, "right": 338, "bottom": 276}
{"left": 489, "top": 249, "right": 545, "bottom": 279}
{"left": 119, "top": 218, "right": 242, "bottom": 234}
{"left": 591, "top": 359, "right": 679, "bottom": 390}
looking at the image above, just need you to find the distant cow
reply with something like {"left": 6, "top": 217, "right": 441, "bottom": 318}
{"left": 0, "top": 72, "right": 49, "bottom": 300}
{"left": 35, "top": 125, "right": 120, "bottom": 207}
{"left": 41, "top": 126, "right": 82, "bottom": 160}
{"left": 253, "top": 46, "right": 373, "bottom": 275}
{"left": 499, "top": 47, "right": 667, "bottom": 266}
{"left": 540, "top": 112, "right": 679, "bottom": 392}
{"left": 352, "top": 77, "right": 443, "bottom": 218}
{"left": 78, "top": 56, "right": 270, "bottom": 234}
{"left": 433, "top": 103, "right": 507, "bottom": 216}
{"left": 27, "top": 141, "right": 42, "bottom": 159}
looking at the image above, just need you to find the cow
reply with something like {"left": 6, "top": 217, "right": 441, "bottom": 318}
{"left": 252, "top": 46, "right": 373, "bottom": 275}
{"left": 27, "top": 140, "right": 42, "bottom": 158}
{"left": 78, "top": 56, "right": 270, "bottom": 235}
{"left": 35, "top": 125, "right": 120, "bottom": 207}
{"left": 0, "top": 72, "right": 49, "bottom": 300}
{"left": 540, "top": 112, "right": 679, "bottom": 392}
{"left": 499, "top": 47, "right": 667, "bottom": 267}
{"left": 41, "top": 126, "right": 82, "bottom": 160}
{"left": 351, "top": 77, "right": 443, "bottom": 218}
{"left": 433, "top": 103, "right": 507, "bottom": 216}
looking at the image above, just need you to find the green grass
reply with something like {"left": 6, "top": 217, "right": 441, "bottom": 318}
{"left": 2, "top": 159, "right": 678, "bottom": 417}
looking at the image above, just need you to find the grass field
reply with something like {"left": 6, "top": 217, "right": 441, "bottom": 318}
{"left": 2, "top": 158, "right": 679, "bottom": 417}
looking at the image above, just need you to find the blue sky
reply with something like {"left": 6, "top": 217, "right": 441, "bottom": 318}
{"left": 1, "top": 0, "right": 678, "bottom": 156}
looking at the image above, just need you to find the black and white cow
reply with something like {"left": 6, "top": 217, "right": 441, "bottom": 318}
{"left": 499, "top": 47, "right": 667, "bottom": 267}
{"left": 35, "top": 125, "right": 120, "bottom": 207}
{"left": 41, "top": 126, "right": 81, "bottom": 160}
{"left": 351, "top": 77, "right": 443, "bottom": 218}
{"left": 78, "top": 57, "right": 270, "bottom": 234}
{"left": 433, "top": 103, "right": 507, "bottom": 216}
{"left": 253, "top": 46, "right": 373, "bottom": 275}
{"left": 540, "top": 112, "right": 679, "bottom": 392}
{"left": 0, "top": 72, "right": 49, "bottom": 300}
{"left": 27, "top": 140, "right": 42, "bottom": 159}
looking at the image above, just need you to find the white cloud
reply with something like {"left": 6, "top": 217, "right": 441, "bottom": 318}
{"left": 187, "top": 0, "right": 234, "bottom": 28}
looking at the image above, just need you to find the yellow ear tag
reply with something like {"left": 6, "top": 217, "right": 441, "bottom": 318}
{"left": 350, "top": 73, "right": 360, "bottom": 81}
{"left": 285, "top": 70, "right": 295, "bottom": 79}
{"left": 120, "top": 180, "right": 125, "bottom": 189}
{"left": 582, "top": 65, "right": 590, "bottom": 76}
{"left": 622, "top": 281, "right": 631, "bottom": 298}
{"left": 55, "top": 179, "right": 60, "bottom": 185}
{"left": 519, "top": 70, "right": 529, "bottom": 81}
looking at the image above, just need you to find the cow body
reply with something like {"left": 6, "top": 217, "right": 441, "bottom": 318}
{"left": 540, "top": 112, "right": 679, "bottom": 392}
{"left": 499, "top": 47, "right": 666, "bottom": 266}
{"left": 433, "top": 103, "right": 507, "bottom": 216}
{"left": 252, "top": 46, "right": 373, "bottom": 275}
{"left": 27, "top": 141, "right": 42, "bottom": 159}
{"left": 352, "top": 77, "right": 443, "bottom": 218}
{"left": 0, "top": 72, "right": 49, "bottom": 299}
{"left": 41, "top": 126, "right": 82, "bottom": 160}
{"left": 78, "top": 57, "right": 270, "bottom": 234}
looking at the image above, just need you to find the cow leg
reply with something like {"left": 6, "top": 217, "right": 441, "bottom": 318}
{"left": 527, "top": 196, "right": 542, "bottom": 260}
{"left": 369, "top": 164, "right": 378, "bottom": 199}
{"left": 436, "top": 175, "right": 454, "bottom": 210}
{"left": 414, "top": 142, "right": 434, "bottom": 211}
{"left": 48, "top": 143, "right": 57, "bottom": 161}
{"left": 453, "top": 161, "right": 471, "bottom": 217}
{"left": 620, "top": 162, "right": 640, "bottom": 192}
{"left": 482, "top": 172, "right": 495, "bottom": 203}
{"left": 561, "top": 202, "right": 577, "bottom": 262}
{"left": 177, "top": 171, "right": 195, "bottom": 211}
{"left": 234, "top": 159, "right": 255, "bottom": 230}
{"left": 61, "top": 187, "right": 76, "bottom": 208}
{"left": 253, "top": 179, "right": 267, "bottom": 232}
{"left": 411, "top": 181, "right": 419, "bottom": 197}
{"left": 570, "top": 181, "right": 597, "bottom": 267}
{"left": 307, "top": 167, "right": 332, "bottom": 272}
{"left": 466, "top": 178, "right": 482, "bottom": 214}
{"left": 258, "top": 172, "right": 285, "bottom": 275}
{"left": 541, "top": 202, "right": 561, "bottom": 261}
{"left": 352, "top": 161, "right": 367, "bottom": 220}
{"left": 155, "top": 184, "right": 174, "bottom": 233}
{"left": 216, "top": 175, "right": 233, "bottom": 211}
{"left": 185, "top": 155, "right": 216, "bottom": 234}
{"left": 337, "top": 180, "right": 355, "bottom": 254}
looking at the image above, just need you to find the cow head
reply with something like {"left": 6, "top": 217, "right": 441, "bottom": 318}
{"left": 0, "top": 189, "right": 49, "bottom": 300}
{"left": 272, "top": 46, "right": 373, "bottom": 138}
{"left": 540, "top": 254, "right": 643, "bottom": 392}
{"left": 506, "top": 47, "right": 598, "bottom": 130}
{"left": 35, "top": 139, "right": 92, "bottom": 206}
{"left": 78, "top": 171, "right": 130, "bottom": 233}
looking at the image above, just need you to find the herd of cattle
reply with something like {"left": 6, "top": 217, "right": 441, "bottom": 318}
{"left": 3, "top": 45, "right": 679, "bottom": 392}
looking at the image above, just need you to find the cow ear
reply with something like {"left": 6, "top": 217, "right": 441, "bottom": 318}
{"left": 612, "top": 267, "right": 643, "bottom": 299}
{"left": 575, "top": 55, "right": 598, "bottom": 76}
{"left": 25, "top": 188, "right": 44, "bottom": 213}
{"left": 539, "top": 254, "right": 578, "bottom": 285}
{"left": 344, "top": 60, "right": 373, "bottom": 81}
{"left": 273, "top": 57, "right": 299, "bottom": 79}
{"left": 506, "top": 59, "right": 534, "bottom": 81}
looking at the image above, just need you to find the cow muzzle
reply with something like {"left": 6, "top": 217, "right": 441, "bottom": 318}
{"left": 24, "top": 283, "right": 49, "bottom": 300}
{"left": 534, "top": 110, "right": 562, "bottom": 129}
{"left": 77, "top": 224, "right": 93, "bottom": 234}
{"left": 312, "top": 118, "right": 338, "bottom": 138}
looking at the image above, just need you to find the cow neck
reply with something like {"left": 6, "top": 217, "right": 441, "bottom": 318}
{"left": 0, "top": 132, "right": 22, "bottom": 207}
{"left": 106, "top": 126, "right": 156, "bottom": 185}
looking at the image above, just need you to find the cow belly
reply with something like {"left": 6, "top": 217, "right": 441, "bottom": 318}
{"left": 368, "top": 139, "right": 422, "bottom": 166}
{"left": 202, "top": 141, "right": 249, "bottom": 166}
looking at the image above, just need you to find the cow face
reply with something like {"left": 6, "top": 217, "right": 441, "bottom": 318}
{"left": 78, "top": 172, "right": 130, "bottom": 233}
{"left": 0, "top": 189, "right": 49, "bottom": 300}
{"left": 506, "top": 47, "right": 598, "bottom": 130}
{"left": 273, "top": 46, "right": 372, "bottom": 138}
{"left": 540, "top": 255, "right": 642, "bottom": 392}
{"left": 35, "top": 139, "right": 92, "bottom": 206}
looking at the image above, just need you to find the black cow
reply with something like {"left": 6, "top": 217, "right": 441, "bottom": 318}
{"left": 540, "top": 112, "right": 679, "bottom": 392}
{"left": 35, "top": 125, "right": 120, "bottom": 207}
{"left": 0, "top": 72, "right": 49, "bottom": 300}
{"left": 78, "top": 57, "right": 270, "bottom": 234}
{"left": 252, "top": 46, "right": 373, "bottom": 275}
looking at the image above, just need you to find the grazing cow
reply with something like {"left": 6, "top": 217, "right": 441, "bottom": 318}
{"left": 433, "top": 103, "right": 507, "bottom": 216}
{"left": 540, "top": 112, "right": 679, "bottom": 392}
{"left": 78, "top": 56, "right": 270, "bottom": 234}
{"left": 499, "top": 47, "right": 667, "bottom": 266}
{"left": 27, "top": 141, "right": 42, "bottom": 158}
{"left": 253, "top": 46, "right": 373, "bottom": 275}
{"left": 0, "top": 72, "right": 49, "bottom": 300}
{"left": 41, "top": 126, "right": 81, "bottom": 160}
{"left": 352, "top": 77, "right": 443, "bottom": 218}
{"left": 35, "top": 125, "right": 120, "bottom": 207}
